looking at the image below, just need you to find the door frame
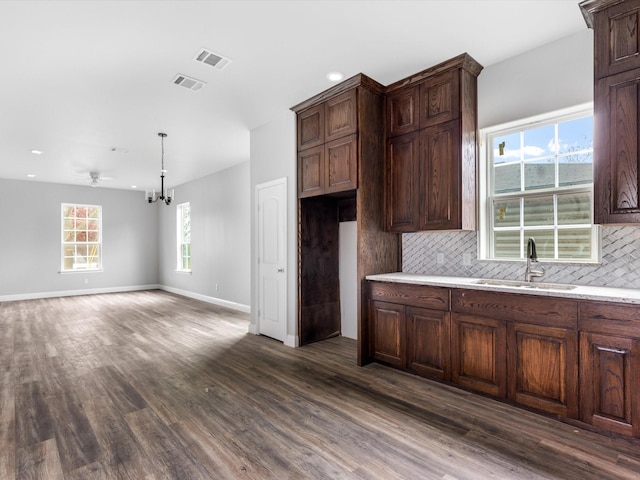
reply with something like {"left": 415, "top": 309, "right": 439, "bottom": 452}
{"left": 254, "top": 177, "right": 288, "bottom": 343}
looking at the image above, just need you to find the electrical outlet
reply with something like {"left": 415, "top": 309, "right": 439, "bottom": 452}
{"left": 436, "top": 253, "right": 444, "bottom": 265}
{"left": 83, "top": 278, "right": 89, "bottom": 285}
{"left": 216, "top": 284, "right": 219, "bottom": 292}
{"left": 463, "top": 252, "right": 473, "bottom": 266}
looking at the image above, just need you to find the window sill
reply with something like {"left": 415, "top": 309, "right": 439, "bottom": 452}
{"left": 59, "top": 269, "right": 103, "bottom": 274}
{"left": 175, "top": 270, "right": 192, "bottom": 274}
{"left": 477, "top": 257, "right": 601, "bottom": 266}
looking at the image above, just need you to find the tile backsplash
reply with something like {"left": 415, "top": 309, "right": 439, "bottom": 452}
{"left": 402, "top": 226, "right": 640, "bottom": 289}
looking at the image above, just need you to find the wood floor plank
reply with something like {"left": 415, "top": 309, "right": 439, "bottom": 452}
{"left": 4, "top": 290, "right": 640, "bottom": 479}
{"left": 15, "top": 438, "right": 64, "bottom": 480}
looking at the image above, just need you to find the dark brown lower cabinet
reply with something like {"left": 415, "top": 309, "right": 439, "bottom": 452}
{"left": 369, "top": 295, "right": 450, "bottom": 380}
{"left": 367, "top": 280, "right": 640, "bottom": 439}
{"left": 406, "top": 307, "right": 450, "bottom": 380}
{"left": 508, "top": 323, "right": 578, "bottom": 418}
{"left": 451, "top": 313, "right": 507, "bottom": 398}
{"left": 580, "top": 332, "right": 640, "bottom": 437}
{"left": 370, "top": 300, "right": 406, "bottom": 367}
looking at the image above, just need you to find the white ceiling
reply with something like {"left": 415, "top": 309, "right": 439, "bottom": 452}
{"left": 0, "top": 0, "right": 588, "bottom": 191}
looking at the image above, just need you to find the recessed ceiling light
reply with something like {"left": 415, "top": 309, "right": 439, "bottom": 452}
{"left": 31, "top": 150, "right": 42, "bottom": 155}
{"left": 326, "top": 72, "right": 344, "bottom": 82}
{"left": 26, "top": 174, "right": 36, "bottom": 178}
{"left": 131, "top": 185, "right": 137, "bottom": 189}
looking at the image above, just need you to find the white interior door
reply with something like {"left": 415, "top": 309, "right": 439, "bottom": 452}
{"left": 257, "top": 178, "right": 287, "bottom": 342}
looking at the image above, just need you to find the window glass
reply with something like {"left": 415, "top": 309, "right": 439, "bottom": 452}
{"left": 61, "top": 204, "right": 102, "bottom": 271}
{"left": 177, "top": 203, "right": 191, "bottom": 271}
{"left": 484, "top": 108, "right": 597, "bottom": 262}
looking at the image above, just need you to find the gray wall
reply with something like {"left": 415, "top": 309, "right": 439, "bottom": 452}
{"left": 0, "top": 178, "right": 158, "bottom": 299}
{"left": 478, "top": 29, "right": 593, "bottom": 129}
{"left": 249, "top": 111, "right": 298, "bottom": 346}
{"left": 158, "top": 161, "right": 250, "bottom": 310}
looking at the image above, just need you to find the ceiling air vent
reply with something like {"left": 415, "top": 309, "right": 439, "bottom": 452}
{"left": 194, "top": 48, "right": 232, "bottom": 70}
{"left": 172, "top": 74, "right": 206, "bottom": 91}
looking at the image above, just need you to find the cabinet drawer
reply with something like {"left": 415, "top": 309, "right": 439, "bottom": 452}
{"left": 579, "top": 301, "right": 640, "bottom": 338}
{"left": 451, "top": 289, "right": 577, "bottom": 329}
{"left": 368, "top": 281, "right": 449, "bottom": 311}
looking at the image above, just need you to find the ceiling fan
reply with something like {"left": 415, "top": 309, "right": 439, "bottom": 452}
{"left": 87, "top": 171, "right": 113, "bottom": 187}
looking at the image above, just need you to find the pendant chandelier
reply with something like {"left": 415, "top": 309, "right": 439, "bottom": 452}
{"left": 145, "top": 132, "right": 174, "bottom": 205}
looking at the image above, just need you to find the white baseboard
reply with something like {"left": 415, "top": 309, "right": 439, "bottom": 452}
{"left": 284, "top": 334, "right": 299, "bottom": 348}
{"left": 159, "top": 285, "right": 251, "bottom": 314}
{"left": 0, "top": 284, "right": 161, "bottom": 303}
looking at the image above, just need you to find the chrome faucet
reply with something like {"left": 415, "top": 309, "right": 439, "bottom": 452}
{"left": 525, "top": 237, "right": 545, "bottom": 283}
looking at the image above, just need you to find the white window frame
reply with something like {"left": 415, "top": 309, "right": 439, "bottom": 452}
{"left": 61, "top": 203, "right": 103, "bottom": 272}
{"left": 478, "top": 104, "right": 600, "bottom": 264}
{"left": 176, "top": 202, "right": 191, "bottom": 272}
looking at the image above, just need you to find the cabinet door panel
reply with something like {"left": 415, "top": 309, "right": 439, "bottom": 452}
{"left": 580, "top": 333, "right": 640, "bottom": 437}
{"left": 386, "top": 132, "right": 419, "bottom": 232}
{"left": 298, "top": 104, "right": 324, "bottom": 150}
{"left": 420, "top": 121, "right": 460, "bottom": 230}
{"left": 419, "top": 70, "right": 460, "bottom": 128}
{"left": 595, "top": 70, "right": 640, "bottom": 223}
{"left": 593, "top": 0, "right": 640, "bottom": 78}
{"left": 407, "top": 307, "right": 450, "bottom": 380}
{"left": 387, "top": 86, "right": 419, "bottom": 137}
{"left": 508, "top": 323, "right": 578, "bottom": 418}
{"left": 325, "top": 90, "right": 357, "bottom": 142}
{"left": 298, "top": 146, "right": 324, "bottom": 198}
{"left": 451, "top": 313, "right": 506, "bottom": 397}
{"left": 370, "top": 301, "right": 406, "bottom": 367}
{"left": 325, "top": 134, "right": 357, "bottom": 194}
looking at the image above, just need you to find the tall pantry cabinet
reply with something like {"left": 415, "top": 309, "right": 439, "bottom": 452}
{"left": 291, "top": 75, "right": 399, "bottom": 365}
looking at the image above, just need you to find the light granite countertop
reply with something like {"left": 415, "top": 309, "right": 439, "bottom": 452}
{"left": 365, "top": 272, "right": 640, "bottom": 305}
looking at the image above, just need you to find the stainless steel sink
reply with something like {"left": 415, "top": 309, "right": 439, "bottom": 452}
{"left": 474, "top": 278, "right": 577, "bottom": 291}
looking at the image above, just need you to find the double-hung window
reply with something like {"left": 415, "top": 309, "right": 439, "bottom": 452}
{"left": 177, "top": 202, "right": 191, "bottom": 271}
{"left": 480, "top": 106, "right": 599, "bottom": 262}
{"left": 61, "top": 204, "right": 102, "bottom": 271}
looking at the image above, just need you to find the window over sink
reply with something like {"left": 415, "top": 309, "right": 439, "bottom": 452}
{"left": 479, "top": 104, "right": 600, "bottom": 263}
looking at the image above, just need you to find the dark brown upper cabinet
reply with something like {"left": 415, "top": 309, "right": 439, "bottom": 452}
{"left": 385, "top": 53, "right": 483, "bottom": 232}
{"left": 581, "top": 0, "right": 640, "bottom": 223}
{"left": 297, "top": 104, "right": 325, "bottom": 150}
{"left": 582, "top": 0, "right": 640, "bottom": 79}
{"left": 295, "top": 87, "right": 360, "bottom": 198}
{"left": 386, "top": 86, "right": 419, "bottom": 138}
{"left": 419, "top": 69, "right": 460, "bottom": 128}
{"left": 325, "top": 90, "right": 357, "bottom": 142}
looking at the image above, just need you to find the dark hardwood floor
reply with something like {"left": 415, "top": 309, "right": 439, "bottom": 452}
{"left": 1, "top": 290, "right": 640, "bottom": 479}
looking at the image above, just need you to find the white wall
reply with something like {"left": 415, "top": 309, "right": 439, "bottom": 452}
{"left": 158, "top": 162, "right": 250, "bottom": 311}
{"left": 339, "top": 221, "right": 358, "bottom": 340}
{"left": 249, "top": 111, "right": 298, "bottom": 346}
{"left": 0, "top": 178, "right": 158, "bottom": 299}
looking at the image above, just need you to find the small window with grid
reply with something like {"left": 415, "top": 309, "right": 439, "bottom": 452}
{"left": 61, "top": 204, "right": 102, "bottom": 271}
{"left": 177, "top": 202, "right": 191, "bottom": 271}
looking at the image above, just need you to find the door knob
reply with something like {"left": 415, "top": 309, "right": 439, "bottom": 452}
{"left": 277, "top": 268, "right": 284, "bottom": 273}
